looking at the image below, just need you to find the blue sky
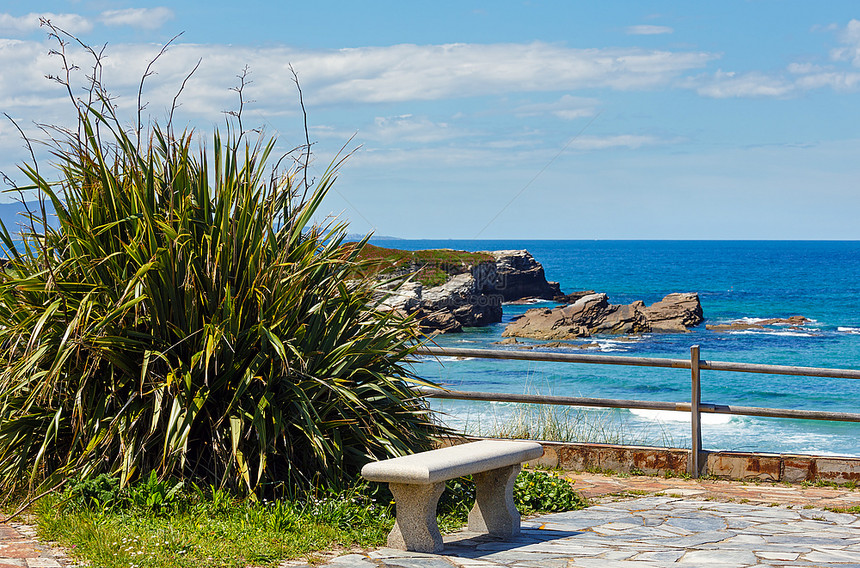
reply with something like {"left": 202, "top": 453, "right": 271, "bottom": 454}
{"left": 1, "top": 2, "right": 860, "bottom": 239}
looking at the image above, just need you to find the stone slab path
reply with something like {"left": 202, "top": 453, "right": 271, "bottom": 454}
{"left": 326, "top": 496, "right": 860, "bottom": 568}
{"left": 0, "top": 523, "right": 62, "bottom": 568}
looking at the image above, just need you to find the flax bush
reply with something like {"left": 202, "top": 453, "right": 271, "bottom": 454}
{"left": 0, "top": 41, "right": 438, "bottom": 497}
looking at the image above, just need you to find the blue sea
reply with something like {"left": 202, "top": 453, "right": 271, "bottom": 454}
{"left": 380, "top": 240, "right": 860, "bottom": 457}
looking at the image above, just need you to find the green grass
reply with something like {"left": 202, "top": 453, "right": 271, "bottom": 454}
{"left": 31, "top": 469, "right": 585, "bottom": 568}
{"left": 36, "top": 491, "right": 391, "bottom": 568}
{"left": 356, "top": 244, "right": 495, "bottom": 288}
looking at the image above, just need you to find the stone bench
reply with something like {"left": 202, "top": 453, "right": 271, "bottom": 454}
{"left": 361, "top": 440, "right": 544, "bottom": 552}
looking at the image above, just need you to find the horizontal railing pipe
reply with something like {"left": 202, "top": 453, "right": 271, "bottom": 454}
{"left": 416, "top": 346, "right": 860, "bottom": 380}
{"left": 417, "top": 387, "right": 860, "bottom": 424}
{"left": 416, "top": 346, "right": 690, "bottom": 369}
{"left": 414, "top": 386, "right": 692, "bottom": 412}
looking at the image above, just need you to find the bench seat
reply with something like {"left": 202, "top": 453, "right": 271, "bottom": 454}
{"left": 361, "top": 440, "right": 544, "bottom": 552}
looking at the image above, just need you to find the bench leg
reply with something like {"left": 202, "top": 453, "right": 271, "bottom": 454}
{"left": 387, "top": 481, "right": 445, "bottom": 553}
{"left": 468, "top": 463, "right": 522, "bottom": 537}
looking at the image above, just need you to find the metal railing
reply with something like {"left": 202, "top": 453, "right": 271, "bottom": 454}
{"left": 414, "top": 345, "right": 860, "bottom": 477}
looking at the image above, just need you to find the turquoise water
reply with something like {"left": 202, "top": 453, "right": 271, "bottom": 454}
{"left": 382, "top": 240, "right": 860, "bottom": 456}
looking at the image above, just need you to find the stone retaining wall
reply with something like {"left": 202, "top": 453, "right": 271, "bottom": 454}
{"left": 529, "top": 440, "right": 860, "bottom": 484}
{"left": 443, "top": 437, "right": 860, "bottom": 484}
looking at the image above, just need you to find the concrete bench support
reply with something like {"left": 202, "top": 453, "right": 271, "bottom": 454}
{"left": 361, "top": 440, "right": 544, "bottom": 553}
{"left": 387, "top": 481, "right": 446, "bottom": 551}
{"left": 468, "top": 464, "right": 522, "bottom": 536}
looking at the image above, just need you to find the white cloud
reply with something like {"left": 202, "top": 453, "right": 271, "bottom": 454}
{"left": 0, "top": 38, "right": 718, "bottom": 129}
{"left": 794, "top": 70, "right": 860, "bottom": 90}
{"left": 568, "top": 134, "right": 662, "bottom": 150}
{"left": 831, "top": 19, "right": 860, "bottom": 66}
{"left": 692, "top": 70, "right": 795, "bottom": 98}
{"left": 300, "top": 43, "right": 715, "bottom": 103}
{"left": 0, "top": 12, "right": 92, "bottom": 36}
{"left": 368, "top": 115, "right": 462, "bottom": 143}
{"left": 515, "top": 95, "right": 599, "bottom": 120}
{"left": 99, "top": 7, "right": 174, "bottom": 30}
{"left": 626, "top": 25, "right": 674, "bottom": 36}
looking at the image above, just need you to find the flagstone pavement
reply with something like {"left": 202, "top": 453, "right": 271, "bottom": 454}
{"left": 3, "top": 472, "right": 860, "bottom": 567}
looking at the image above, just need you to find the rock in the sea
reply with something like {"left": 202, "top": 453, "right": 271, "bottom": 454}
{"left": 706, "top": 315, "right": 809, "bottom": 332}
{"left": 553, "top": 290, "right": 597, "bottom": 304}
{"left": 486, "top": 250, "right": 561, "bottom": 301}
{"left": 371, "top": 247, "right": 562, "bottom": 333}
{"left": 417, "top": 310, "right": 462, "bottom": 333}
{"left": 641, "top": 292, "right": 705, "bottom": 332}
{"left": 503, "top": 292, "right": 704, "bottom": 340}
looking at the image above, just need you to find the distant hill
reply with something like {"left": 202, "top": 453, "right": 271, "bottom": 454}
{"left": 345, "top": 233, "right": 403, "bottom": 242}
{"left": 0, "top": 201, "right": 55, "bottom": 234}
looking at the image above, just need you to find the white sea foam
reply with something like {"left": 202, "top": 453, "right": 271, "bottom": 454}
{"left": 726, "top": 330, "right": 814, "bottom": 337}
{"left": 630, "top": 409, "right": 732, "bottom": 425}
{"left": 503, "top": 298, "right": 545, "bottom": 306}
{"left": 597, "top": 341, "right": 631, "bottom": 352}
{"left": 436, "top": 356, "right": 476, "bottom": 362}
{"left": 838, "top": 326, "right": 860, "bottom": 335}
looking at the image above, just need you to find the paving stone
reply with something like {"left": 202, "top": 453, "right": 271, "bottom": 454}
{"left": 804, "top": 549, "right": 860, "bottom": 563}
{"left": 637, "top": 530, "right": 735, "bottom": 548}
{"left": 766, "top": 535, "right": 854, "bottom": 546}
{"left": 600, "top": 550, "right": 637, "bottom": 561}
{"left": 756, "top": 551, "right": 800, "bottom": 561}
{"left": 567, "top": 560, "right": 665, "bottom": 568}
{"left": 631, "top": 550, "right": 685, "bottom": 563}
{"left": 326, "top": 554, "right": 378, "bottom": 568}
{"left": 23, "top": 560, "right": 61, "bottom": 568}
{"left": 381, "top": 557, "right": 459, "bottom": 568}
{"left": 678, "top": 549, "right": 758, "bottom": 565}
{"left": 664, "top": 515, "right": 727, "bottom": 532}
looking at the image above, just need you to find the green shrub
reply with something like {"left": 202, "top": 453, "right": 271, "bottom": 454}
{"left": 513, "top": 469, "right": 586, "bottom": 514}
{"left": 0, "top": 34, "right": 440, "bottom": 497}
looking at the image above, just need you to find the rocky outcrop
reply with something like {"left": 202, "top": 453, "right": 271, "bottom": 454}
{"left": 640, "top": 293, "right": 705, "bottom": 332}
{"left": 376, "top": 265, "right": 503, "bottom": 333}
{"left": 706, "top": 316, "right": 809, "bottom": 332}
{"left": 553, "top": 290, "right": 597, "bottom": 304}
{"left": 375, "top": 248, "right": 561, "bottom": 333}
{"left": 503, "top": 292, "right": 704, "bottom": 340}
{"left": 420, "top": 272, "right": 502, "bottom": 328}
{"left": 486, "top": 250, "right": 561, "bottom": 301}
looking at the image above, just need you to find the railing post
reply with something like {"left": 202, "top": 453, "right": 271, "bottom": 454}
{"left": 690, "top": 345, "right": 702, "bottom": 478}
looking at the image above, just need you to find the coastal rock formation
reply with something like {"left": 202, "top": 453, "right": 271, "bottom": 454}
{"left": 640, "top": 293, "right": 705, "bottom": 332}
{"left": 373, "top": 247, "right": 561, "bottom": 333}
{"left": 377, "top": 269, "right": 502, "bottom": 333}
{"left": 421, "top": 272, "right": 502, "bottom": 328}
{"left": 553, "top": 290, "right": 597, "bottom": 304}
{"left": 503, "top": 292, "right": 704, "bottom": 340}
{"left": 706, "top": 316, "right": 809, "bottom": 332}
{"left": 487, "top": 250, "right": 562, "bottom": 301}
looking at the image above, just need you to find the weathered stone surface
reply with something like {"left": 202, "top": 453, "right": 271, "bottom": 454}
{"left": 387, "top": 482, "right": 446, "bottom": 552}
{"left": 640, "top": 292, "right": 704, "bottom": 332}
{"left": 468, "top": 465, "right": 522, "bottom": 537}
{"left": 377, "top": 281, "right": 423, "bottom": 313}
{"left": 421, "top": 273, "right": 502, "bottom": 328}
{"left": 706, "top": 315, "right": 810, "bottom": 332}
{"left": 487, "top": 250, "right": 561, "bottom": 301}
{"left": 372, "top": 248, "right": 566, "bottom": 333}
{"left": 552, "top": 290, "right": 596, "bottom": 304}
{"left": 503, "top": 293, "right": 703, "bottom": 340}
{"left": 361, "top": 440, "right": 544, "bottom": 484}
